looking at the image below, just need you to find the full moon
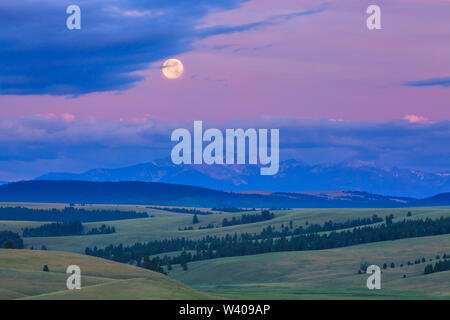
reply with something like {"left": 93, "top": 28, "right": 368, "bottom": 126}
{"left": 162, "top": 58, "right": 184, "bottom": 79}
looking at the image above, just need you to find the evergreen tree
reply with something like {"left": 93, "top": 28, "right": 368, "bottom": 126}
{"left": 2, "top": 239, "right": 15, "bottom": 249}
{"left": 424, "top": 264, "right": 433, "bottom": 274}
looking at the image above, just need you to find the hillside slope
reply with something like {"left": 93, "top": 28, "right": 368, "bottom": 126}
{"left": 0, "top": 180, "right": 416, "bottom": 208}
{"left": 0, "top": 249, "right": 216, "bottom": 300}
{"left": 170, "top": 234, "right": 450, "bottom": 299}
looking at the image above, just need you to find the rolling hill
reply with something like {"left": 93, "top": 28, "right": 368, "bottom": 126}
{"left": 412, "top": 192, "right": 450, "bottom": 207}
{"left": 0, "top": 249, "right": 216, "bottom": 300}
{"left": 170, "top": 234, "right": 450, "bottom": 299}
{"left": 0, "top": 180, "right": 419, "bottom": 208}
{"left": 2, "top": 208, "right": 450, "bottom": 300}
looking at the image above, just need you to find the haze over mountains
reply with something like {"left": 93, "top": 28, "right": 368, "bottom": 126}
{"left": 37, "top": 159, "right": 450, "bottom": 198}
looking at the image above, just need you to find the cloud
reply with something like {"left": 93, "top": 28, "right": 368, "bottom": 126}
{"left": 0, "top": 1, "right": 327, "bottom": 96}
{"left": 403, "top": 77, "right": 450, "bottom": 88}
{"left": 0, "top": 116, "right": 448, "bottom": 180}
{"left": 402, "top": 114, "right": 432, "bottom": 124}
{"left": 196, "top": 4, "right": 329, "bottom": 38}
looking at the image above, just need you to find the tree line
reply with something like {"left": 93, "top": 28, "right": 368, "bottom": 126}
{"left": 222, "top": 210, "right": 274, "bottom": 227}
{"left": 0, "top": 206, "right": 148, "bottom": 222}
{"left": 0, "top": 231, "right": 24, "bottom": 249}
{"left": 23, "top": 221, "right": 116, "bottom": 237}
{"left": 424, "top": 254, "right": 449, "bottom": 275}
{"left": 243, "top": 214, "right": 384, "bottom": 240}
{"left": 147, "top": 206, "right": 214, "bottom": 215}
{"left": 212, "top": 207, "right": 254, "bottom": 212}
{"left": 85, "top": 216, "right": 450, "bottom": 274}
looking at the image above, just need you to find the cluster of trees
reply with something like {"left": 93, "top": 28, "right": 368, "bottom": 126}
{"left": 85, "top": 216, "right": 450, "bottom": 273}
{"left": 408, "top": 258, "right": 429, "bottom": 265}
{"left": 199, "top": 224, "right": 215, "bottom": 230}
{"left": 0, "top": 206, "right": 148, "bottom": 222}
{"left": 86, "top": 224, "right": 116, "bottom": 235}
{"left": 178, "top": 226, "right": 194, "bottom": 231}
{"left": 222, "top": 210, "right": 274, "bottom": 227}
{"left": 23, "top": 221, "right": 83, "bottom": 237}
{"left": 424, "top": 254, "right": 449, "bottom": 275}
{"left": 358, "top": 253, "right": 445, "bottom": 274}
{"left": 0, "top": 231, "right": 24, "bottom": 249}
{"left": 212, "top": 207, "right": 254, "bottom": 212}
{"left": 23, "top": 221, "right": 115, "bottom": 237}
{"left": 147, "top": 207, "right": 213, "bottom": 215}
{"left": 244, "top": 215, "right": 384, "bottom": 240}
{"left": 141, "top": 256, "right": 166, "bottom": 274}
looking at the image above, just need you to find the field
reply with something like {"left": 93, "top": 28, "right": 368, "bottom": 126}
{"left": 1, "top": 206, "right": 449, "bottom": 253}
{"left": 0, "top": 249, "right": 215, "bottom": 300}
{"left": 0, "top": 204, "right": 449, "bottom": 300}
{"left": 170, "top": 234, "right": 450, "bottom": 299}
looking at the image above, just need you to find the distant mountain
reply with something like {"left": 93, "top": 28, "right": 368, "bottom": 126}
{"left": 0, "top": 180, "right": 417, "bottom": 208}
{"left": 37, "top": 159, "right": 450, "bottom": 198}
{"left": 412, "top": 192, "right": 450, "bottom": 207}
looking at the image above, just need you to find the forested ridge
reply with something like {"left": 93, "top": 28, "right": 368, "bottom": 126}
{"left": 0, "top": 206, "right": 148, "bottom": 222}
{"left": 85, "top": 216, "right": 450, "bottom": 273}
{"left": 22, "top": 221, "right": 115, "bottom": 237}
{"left": 424, "top": 254, "right": 450, "bottom": 275}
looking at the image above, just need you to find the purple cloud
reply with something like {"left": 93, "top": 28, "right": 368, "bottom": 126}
{"left": 0, "top": 116, "right": 448, "bottom": 181}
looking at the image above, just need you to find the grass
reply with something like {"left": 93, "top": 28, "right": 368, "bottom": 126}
{"left": 1, "top": 207, "right": 448, "bottom": 253}
{"left": 1, "top": 206, "right": 450, "bottom": 299}
{"left": 169, "top": 234, "right": 450, "bottom": 299}
{"left": 0, "top": 249, "right": 217, "bottom": 300}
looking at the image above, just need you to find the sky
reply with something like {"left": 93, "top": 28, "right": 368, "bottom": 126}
{"left": 0, "top": 0, "right": 449, "bottom": 180}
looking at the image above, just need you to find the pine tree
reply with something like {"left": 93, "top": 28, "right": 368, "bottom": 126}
{"left": 424, "top": 264, "right": 433, "bottom": 274}
{"left": 2, "top": 239, "right": 15, "bottom": 249}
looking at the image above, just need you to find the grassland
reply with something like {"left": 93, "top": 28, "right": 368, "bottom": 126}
{"left": 1, "top": 206, "right": 448, "bottom": 253}
{"left": 169, "top": 234, "right": 450, "bottom": 299}
{"left": 0, "top": 249, "right": 216, "bottom": 300}
{"left": 1, "top": 205, "right": 449, "bottom": 300}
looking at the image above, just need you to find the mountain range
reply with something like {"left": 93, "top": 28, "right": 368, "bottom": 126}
{"left": 37, "top": 159, "right": 450, "bottom": 198}
{"left": 0, "top": 180, "right": 448, "bottom": 208}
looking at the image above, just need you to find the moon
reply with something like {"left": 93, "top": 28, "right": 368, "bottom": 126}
{"left": 162, "top": 58, "right": 184, "bottom": 79}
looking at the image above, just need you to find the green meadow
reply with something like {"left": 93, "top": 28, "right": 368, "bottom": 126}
{"left": 0, "top": 249, "right": 215, "bottom": 300}
{"left": 169, "top": 234, "right": 450, "bottom": 299}
{"left": 0, "top": 205, "right": 449, "bottom": 299}
{"left": 2, "top": 206, "right": 448, "bottom": 253}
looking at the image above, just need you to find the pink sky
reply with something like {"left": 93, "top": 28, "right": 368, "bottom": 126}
{"left": 0, "top": 0, "right": 449, "bottom": 123}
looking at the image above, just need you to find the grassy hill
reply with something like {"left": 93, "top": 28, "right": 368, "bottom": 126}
{"left": 8, "top": 207, "right": 450, "bottom": 253}
{"left": 0, "top": 249, "right": 216, "bottom": 300}
{"left": 169, "top": 234, "right": 450, "bottom": 299}
{"left": 1, "top": 207, "right": 450, "bottom": 300}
